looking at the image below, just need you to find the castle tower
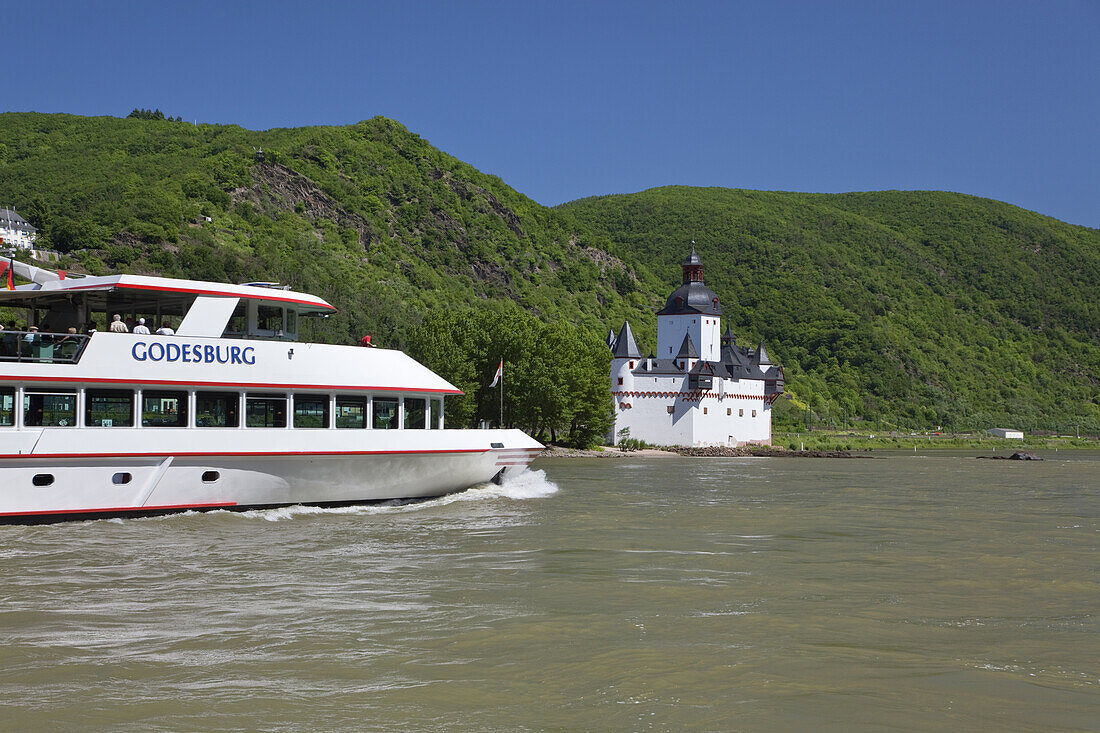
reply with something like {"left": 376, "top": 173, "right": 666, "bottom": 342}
{"left": 656, "top": 245, "right": 722, "bottom": 362}
{"left": 610, "top": 320, "right": 641, "bottom": 394}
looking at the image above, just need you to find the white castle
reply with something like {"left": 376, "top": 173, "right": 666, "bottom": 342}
{"left": 609, "top": 246, "right": 784, "bottom": 447}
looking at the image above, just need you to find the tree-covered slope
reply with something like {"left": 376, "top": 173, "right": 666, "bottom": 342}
{"left": 0, "top": 112, "right": 656, "bottom": 346}
{"left": 2, "top": 113, "right": 1096, "bottom": 433}
{"left": 560, "top": 187, "right": 1100, "bottom": 432}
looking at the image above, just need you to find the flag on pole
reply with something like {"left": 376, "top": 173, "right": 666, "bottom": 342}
{"left": 490, "top": 359, "right": 503, "bottom": 387}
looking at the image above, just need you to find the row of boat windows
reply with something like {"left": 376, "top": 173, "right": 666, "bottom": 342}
{"left": 0, "top": 387, "right": 444, "bottom": 430}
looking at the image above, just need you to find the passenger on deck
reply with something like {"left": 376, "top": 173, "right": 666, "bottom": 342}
{"left": 57, "top": 327, "right": 80, "bottom": 359}
{"left": 156, "top": 321, "right": 175, "bottom": 335}
{"left": 109, "top": 314, "right": 128, "bottom": 333}
{"left": 133, "top": 318, "right": 151, "bottom": 335}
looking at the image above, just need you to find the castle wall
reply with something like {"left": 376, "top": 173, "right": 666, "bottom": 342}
{"left": 656, "top": 314, "right": 721, "bottom": 362}
{"left": 612, "top": 374, "right": 773, "bottom": 448}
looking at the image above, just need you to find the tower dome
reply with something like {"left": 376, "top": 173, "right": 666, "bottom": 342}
{"left": 657, "top": 244, "right": 722, "bottom": 316}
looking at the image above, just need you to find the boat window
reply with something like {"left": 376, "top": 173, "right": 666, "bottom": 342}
{"left": 196, "top": 392, "right": 240, "bottom": 428}
{"left": 226, "top": 302, "right": 248, "bottom": 336}
{"left": 373, "top": 398, "right": 398, "bottom": 430}
{"left": 257, "top": 305, "right": 284, "bottom": 336}
{"left": 0, "top": 387, "right": 14, "bottom": 426}
{"left": 142, "top": 391, "right": 188, "bottom": 428}
{"left": 430, "top": 398, "right": 442, "bottom": 430}
{"left": 285, "top": 309, "right": 297, "bottom": 336}
{"left": 86, "top": 390, "right": 135, "bottom": 427}
{"left": 293, "top": 394, "right": 329, "bottom": 428}
{"left": 335, "top": 396, "right": 367, "bottom": 429}
{"left": 246, "top": 393, "right": 287, "bottom": 428}
{"left": 23, "top": 390, "right": 77, "bottom": 427}
{"left": 404, "top": 398, "right": 426, "bottom": 430}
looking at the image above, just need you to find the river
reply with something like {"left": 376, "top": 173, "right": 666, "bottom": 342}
{"left": 1, "top": 452, "right": 1097, "bottom": 731}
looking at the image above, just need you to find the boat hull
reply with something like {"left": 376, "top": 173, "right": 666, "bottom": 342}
{"left": 0, "top": 428, "right": 543, "bottom": 523}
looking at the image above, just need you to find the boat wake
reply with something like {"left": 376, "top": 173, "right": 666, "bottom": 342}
{"left": 229, "top": 468, "right": 559, "bottom": 522}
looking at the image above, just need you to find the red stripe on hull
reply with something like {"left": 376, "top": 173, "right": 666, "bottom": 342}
{"left": 0, "top": 373, "right": 463, "bottom": 394}
{"left": 0, "top": 448, "right": 490, "bottom": 460}
{"left": 0, "top": 501, "right": 238, "bottom": 518}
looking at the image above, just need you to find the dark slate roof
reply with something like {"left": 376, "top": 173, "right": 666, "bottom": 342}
{"left": 0, "top": 208, "right": 37, "bottom": 232}
{"left": 688, "top": 360, "right": 719, "bottom": 376}
{"left": 657, "top": 281, "right": 722, "bottom": 316}
{"left": 606, "top": 328, "right": 617, "bottom": 350}
{"left": 719, "top": 341, "right": 768, "bottom": 380}
{"left": 611, "top": 320, "right": 641, "bottom": 359}
{"left": 675, "top": 333, "right": 699, "bottom": 359}
{"left": 683, "top": 246, "right": 701, "bottom": 266}
{"left": 631, "top": 357, "right": 688, "bottom": 376}
{"left": 751, "top": 342, "right": 772, "bottom": 366}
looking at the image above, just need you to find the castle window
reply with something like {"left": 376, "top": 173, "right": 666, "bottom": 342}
{"left": 727, "top": 408, "right": 731, "bottom": 416}
{"left": 752, "top": 410, "right": 757, "bottom": 417}
{"left": 629, "top": 361, "right": 635, "bottom": 368}
{"left": 617, "top": 377, "right": 623, "bottom": 385}
{"left": 739, "top": 409, "right": 743, "bottom": 417}
{"left": 667, "top": 406, "right": 674, "bottom": 414}
{"left": 703, "top": 408, "right": 708, "bottom": 415}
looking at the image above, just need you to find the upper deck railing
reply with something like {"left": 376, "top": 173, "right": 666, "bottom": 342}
{"left": 0, "top": 330, "right": 90, "bottom": 364}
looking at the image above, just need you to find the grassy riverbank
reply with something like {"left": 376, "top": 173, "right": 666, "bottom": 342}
{"left": 775, "top": 431, "right": 1098, "bottom": 452}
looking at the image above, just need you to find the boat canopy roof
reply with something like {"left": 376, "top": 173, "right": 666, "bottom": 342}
{"left": 0, "top": 260, "right": 336, "bottom": 315}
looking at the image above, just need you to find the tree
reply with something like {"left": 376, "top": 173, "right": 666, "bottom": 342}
{"left": 408, "top": 307, "right": 612, "bottom": 447}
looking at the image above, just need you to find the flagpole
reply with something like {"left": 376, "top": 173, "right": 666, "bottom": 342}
{"left": 499, "top": 361, "right": 504, "bottom": 428}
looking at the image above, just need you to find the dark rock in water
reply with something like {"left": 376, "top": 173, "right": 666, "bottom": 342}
{"left": 977, "top": 451, "right": 1043, "bottom": 461}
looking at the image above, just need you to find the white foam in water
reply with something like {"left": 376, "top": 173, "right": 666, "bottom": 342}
{"left": 229, "top": 468, "right": 559, "bottom": 522}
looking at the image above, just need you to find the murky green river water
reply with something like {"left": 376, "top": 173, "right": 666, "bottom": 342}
{"left": 1, "top": 452, "right": 1097, "bottom": 731}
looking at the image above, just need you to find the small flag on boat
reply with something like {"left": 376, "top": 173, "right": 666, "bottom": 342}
{"left": 490, "top": 359, "right": 503, "bottom": 387}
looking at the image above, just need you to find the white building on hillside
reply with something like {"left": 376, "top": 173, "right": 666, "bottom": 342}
{"left": 0, "top": 208, "right": 38, "bottom": 250}
{"left": 609, "top": 247, "right": 784, "bottom": 447}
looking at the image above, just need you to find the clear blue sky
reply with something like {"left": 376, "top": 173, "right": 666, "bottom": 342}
{"left": 5, "top": 0, "right": 1098, "bottom": 228}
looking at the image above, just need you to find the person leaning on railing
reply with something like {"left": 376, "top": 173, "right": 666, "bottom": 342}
{"left": 56, "top": 327, "right": 81, "bottom": 360}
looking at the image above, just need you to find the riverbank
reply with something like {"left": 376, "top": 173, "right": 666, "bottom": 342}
{"left": 539, "top": 446, "right": 679, "bottom": 458}
{"left": 539, "top": 445, "right": 858, "bottom": 459}
{"left": 775, "top": 432, "right": 1099, "bottom": 452}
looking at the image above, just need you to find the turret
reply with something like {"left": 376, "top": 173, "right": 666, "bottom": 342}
{"left": 675, "top": 333, "right": 699, "bottom": 372}
{"left": 720, "top": 321, "right": 735, "bottom": 347}
{"left": 656, "top": 244, "right": 722, "bottom": 361}
{"left": 610, "top": 320, "right": 641, "bottom": 393}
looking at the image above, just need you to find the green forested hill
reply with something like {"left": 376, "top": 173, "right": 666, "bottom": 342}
{"left": 560, "top": 186, "right": 1100, "bottom": 432}
{"left": 0, "top": 112, "right": 655, "bottom": 345}
{"left": 1, "top": 113, "right": 1097, "bottom": 433}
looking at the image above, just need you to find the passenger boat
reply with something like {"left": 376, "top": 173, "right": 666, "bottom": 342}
{"left": 0, "top": 259, "right": 542, "bottom": 523}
